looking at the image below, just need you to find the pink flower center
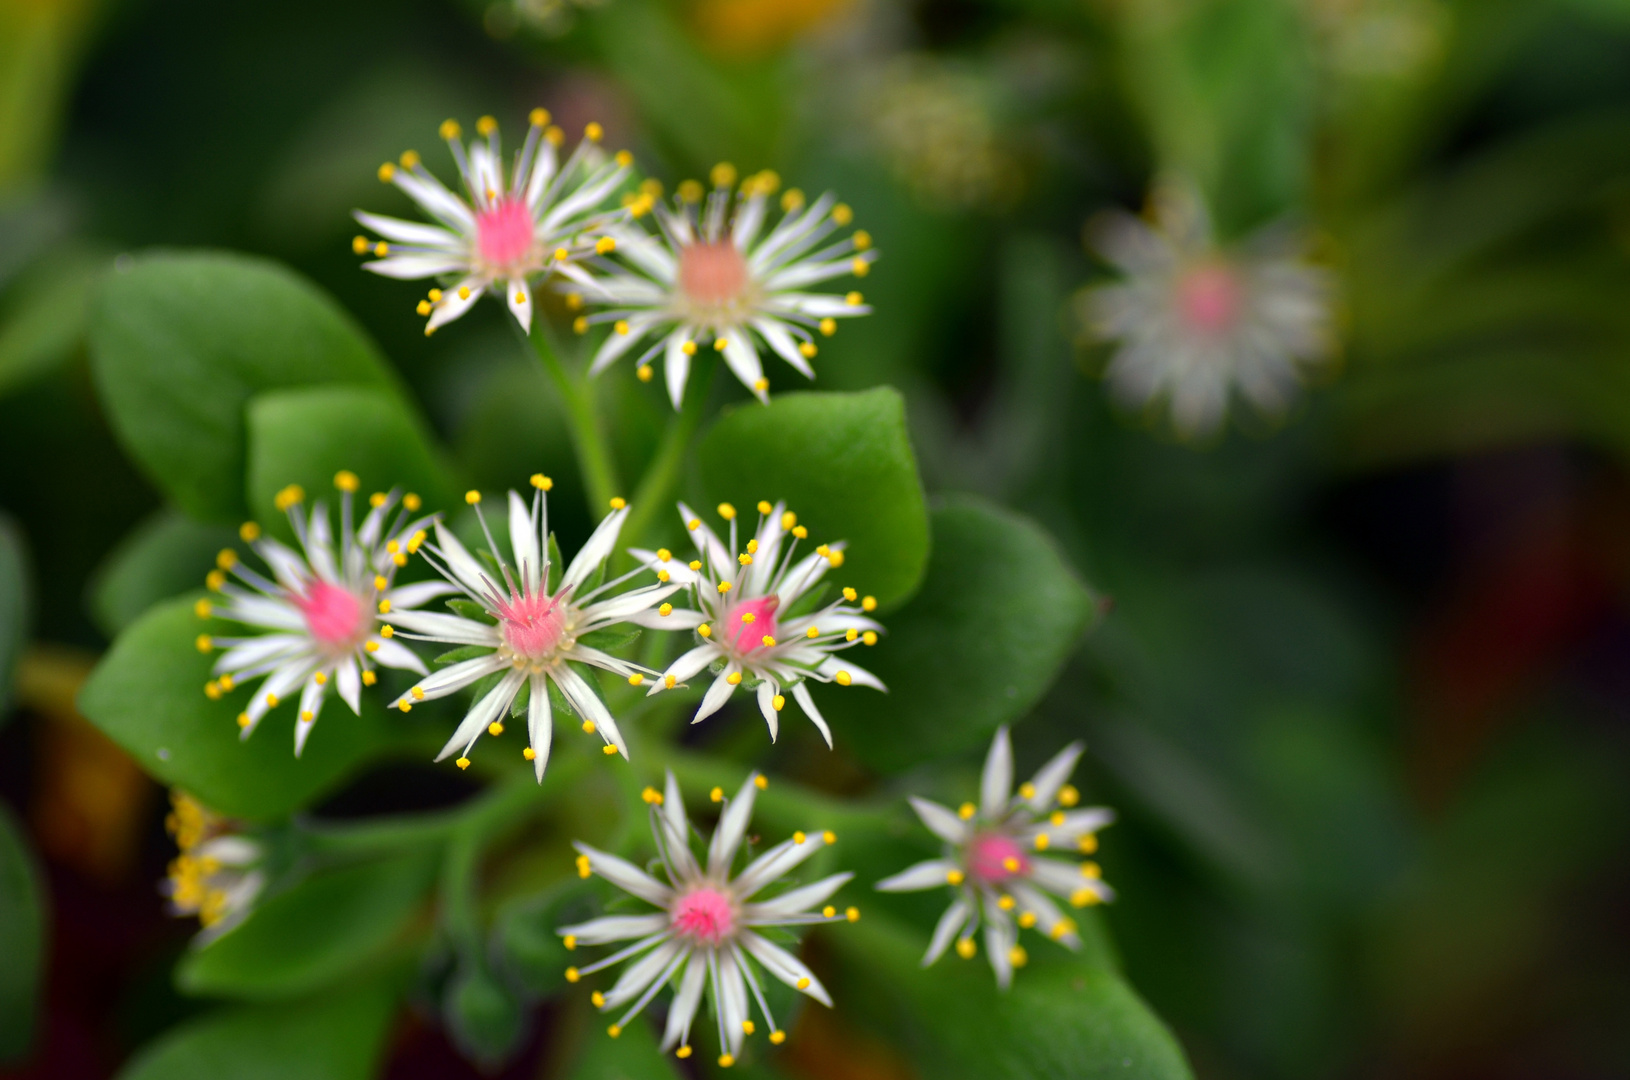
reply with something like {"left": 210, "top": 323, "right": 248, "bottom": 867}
{"left": 1175, "top": 261, "right": 1244, "bottom": 336}
{"left": 475, "top": 197, "right": 535, "bottom": 271}
{"left": 671, "top": 887, "right": 734, "bottom": 945}
{"left": 678, "top": 241, "right": 750, "bottom": 308}
{"left": 967, "top": 832, "right": 1029, "bottom": 884}
{"left": 295, "top": 581, "right": 367, "bottom": 652}
{"left": 495, "top": 590, "right": 566, "bottom": 662}
{"left": 725, "top": 595, "right": 779, "bottom": 655}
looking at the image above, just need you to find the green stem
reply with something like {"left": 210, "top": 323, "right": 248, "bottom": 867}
{"left": 528, "top": 327, "right": 621, "bottom": 513}
{"left": 621, "top": 356, "right": 716, "bottom": 551}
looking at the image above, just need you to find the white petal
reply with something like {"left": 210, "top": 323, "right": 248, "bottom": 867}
{"left": 924, "top": 898, "right": 970, "bottom": 967}
{"left": 292, "top": 677, "right": 327, "bottom": 757}
{"left": 385, "top": 609, "right": 501, "bottom": 646}
{"left": 508, "top": 490, "right": 540, "bottom": 591}
{"left": 717, "top": 949, "right": 750, "bottom": 1057}
{"left": 875, "top": 859, "right": 959, "bottom": 893}
{"left": 369, "top": 636, "right": 425, "bottom": 673}
{"left": 556, "top": 913, "right": 669, "bottom": 945}
{"left": 384, "top": 581, "right": 461, "bottom": 609}
{"left": 434, "top": 669, "right": 524, "bottom": 761}
{"left": 909, "top": 797, "right": 969, "bottom": 845}
{"left": 335, "top": 657, "right": 361, "bottom": 712}
{"left": 790, "top": 682, "right": 833, "bottom": 747}
{"left": 526, "top": 672, "right": 551, "bottom": 783}
{"left": 982, "top": 726, "right": 1014, "bottom": 817}
{"left": 432, "top": 521, "right": 494, "bottom": 597}
{"left": 732, "top": 830, "right": 833, "bottom": 899}
{"left": 427, "top": 279, "right": 486, "bottom": 330}
{"left": 707, "top": 772, "right": 760, "bottom": 877}
{"left": 661, "top": 954, "right": 708, "bottom": 1051}
{"left": 573, "top": 841, "right": 674, "bottom": 905}
{"left": 602, "top": 938, "right": 684, "bottom": 1010}
{"left": 741, "top": 872, "right": 851, "bottom": 922}
{"left": 664, "top": 329, "right": 693, "bottom": 410}
{"left": 691, "top": 667, "right": 740, "bottom": 724}
{"left": 1026, "top": 741, "right": 1085, "bottom": 811}
{"left": 352, "top": 211, "right": 462, "bottom": 248}
{"left": 720, "top": 334, "right": 767, "bottom": 402}
{"left": 740, "top": 932, "right": 832, "bottom": 1007}
{"left": 551, "top": 664, "right": 626, "bottom": 757}
{"left": 561, "top": 507, "right": 630, "bottom": 594}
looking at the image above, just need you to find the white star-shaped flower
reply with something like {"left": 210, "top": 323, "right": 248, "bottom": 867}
{"left": 163, "top": 790, "right": 265, "bottom": 945}
{"left": 384, "top": 479, "right": 679, "bottom": 778}
{"left": 198, "top": 473, "right": 450, "bottom": 755}
{"left": 560, "top": 164, "right": 877, "bottom": 406}
{"left": 876, "top": 726, "right": 1116, "bottom": 989}
{"left": 354, "top": 110, "right": 630, "bottom": 335}
{"left": 631, "top": 500, "right": 884, "bottom": 745}
{"left": 559, "top": 771, "right": 854, "bottom": 1066}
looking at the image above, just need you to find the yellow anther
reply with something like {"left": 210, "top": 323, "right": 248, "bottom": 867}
{"left": 219, "top": 674, "right": 234, "bottom": 690}
{"left": 717, "top": 502, "right": 737, "bottom": 520}
{"left": 440, "top": 118, "right": 461, "bottom": 139}
{"left": 1070, "top": 888, "right": 1098, "bottom": 907}
{"left": 823, "top": 905, "right": 836, "bottom": 918}
{"left": 770, "top": 1031, "right": 786, "bottom": 1045}
{"left": 376, "top": 244, "right": 391, "bottom": 260}
{"left": 204, "top": 681, "right": 222, "bottom": 700}
{"left": 819, "top": 317, "right": 837, "bottom": 336}
{"left": 742, "top": 1020, "right": 754, "bottom": 1035}
{"left": 753, "top": 378, "right": 768, "bottom": 392}
{"left": 487, "top": 720, "right": 504, "bottom": 736}
{"left": 1050, "top": 811, "right": 1066, "bottom": 827}
{"left": 799, "top": 342, "right": 817, "bottom": 358}
{"left": 1034, "top": 834, "right": 1050, "bottom": 852}
{"left": 1079, "top": 834, "right": 1099, "bottom": 854}
{"left": 397, "top": 699, "right": 411, "bottom": 712}
{"left": 792, "top": 526, "right": 807, "bottom": 539}
{"left": 846, "top": 291, "right": 863, "bottom": 306}
{"left": 381, "top": 625, "right": 395, "bottom": 638}
{"left": 377, "top": 162, "right": 395, "bottom": 182}
{"left": 476, "top": 115, "right": 497, "bottom": 136}
{"left": 958, "top": 802, "right": 976, "bottom": 820}
{"left": 637, "top": 364, "right": 653, "bottom": 382}
{"left": 726, "top": 672, "right": 742, "bottom": 685}
{"left": 739, "top": 554, "right": 752, "bottom": 566}
{"left": 602, "top": 744, "right": 618, "bottom": 755}
{"left": 762, "top": 636, "right": 776, "bottom": 647}
{"left": 1009, "top": 946, "right": 1028, "bottom": 968}
{"left": 781, "top": 188, "right": 805, "bottom": 212}
{"left": 677, "top": 1046, "right": 693, "bottom": 1058}
{"left": 544, "top": 125, "right": 564, "bottom": 146}
{"left": 835, "top": 670, "right": 852, "bottom": 686}
{"left": 719, "top": 1054, "right": 735, "bottom": 1068}
{"left": 1051, "top": 920, "right": 1074, "bottom": 940}
{"left": 1018, "top": 912, "right": 1037, "bottom": 929}
{"left": 853, "top": 229, "right": 872, "bottom": 250}
{"left": 606, "top": 1024, "right": 620, "bottom": 1038}
{"left": 565, "top": 293, "right": 582, "bottom": 311}
{"left": 265, "top": 693, "right": 279, "bottom": 708}
{"left": 664, "top": 675, "right": 675, "bottom": 688}
{"left": 427, "top": 290, "right": 442, "bottom": 303}
{"left": 698, "top": 624, "right": 712, "bottom": 638}
{"left": 404, "top": 493, "right": 421, "bottom": 511}
{"left": 1059, "top": 784, "right": 1080, "bottom": 807}
{"left": 195, "top": 634, "right": 213, "bottom": 653}
{"left": 374, "top": 575, "right": 388, "bottom": 590}
{"left": 614, "top": 149, "right": 633, "bottom": 167}
{"left": 862, "top": 595, "right": 878, "bottom": 612}
{"left": 956, "top": 938, "right": 977, "bottom": 959}
{"left": 1002, "top": 858, "right": 1020, "bottom": 874}
{"left": 577, "top": 854, "right": 592, "bottom": 877}
{"left": 565, "top": 967, "right": 580, "bottom": 982}
{"left": 237, "top": 712, "right": 251, "bottom": 728}
{"left": 947, "top": 869, "right": 965, "bottom": 885}
{"left": 853, "top": 258, "right": 870, "bottom": 277}
{"left": 627, "top": 673, "right": 644, "bottom": 687}
{"left": 314, "top": 672, "right": 327, "bottom": 685}
{"left": 689, "top": 560, "right": 702, "bottom": 570}
{"left": 596, "top": 236, "right": 617, "bottom": 255}
{"left": 335, "top": 471, "right": 358, "bottom": 496}
{"left": 362, "top": 670, "right": 377, "bottom": 686}
{"left": 742, "top": 612, "right": 755, "bottom": 623}
{"left": 832, "top": 203, "right": 853, "bottom": 226}
{"left": 352, "top": 235, "right": 369, "bottom": 255}
{"left": 806, "top": 626, "right": 820, "bottom": 639}
{"left": 1019, "top": 782, "right": 1036, "bottom": 800}
{"left": 530, "top": 473, "right": 553, "bottom": 491}
{"left": 584, "top": 121, "right": 603, "bottom": 142}
{"left": 710, "top": 162, "right": 736, "bottom": 188}
{"left": 843, "top": 587, "right": 858, "bottom": 602}
{"left": 465, "top": 489, "right": 481, "bottom": 505}
{"left": 514, "top": 291, "right": 527, "bottom": 304}
{"left": 557, "top": 248, "right": 572, "bottom": 264}
{"left": 609, "top": 496, "right": 627, "bottom": 510}
{"left": 657, "top": 571, "right": 670, "bottom": 582}
{"left": 194, "top": 598, "right": 212, "bottom": 619}
{"left": 581, "top": 720, "right": 596, "bottom": 733}
{"left": 796, "top": 978, "right": 810, "bottom": 990}
{"left": 659, "top": 603, "right": 673, "bottom": 617}
{"left": 529, "top": 107, "right": 550, "bottom": 126}
{"left": 407, "top": 530, "right": 426, "bottom": 553}
{"left": 710, "top": 786, "right": 724, "bottom": 802}
{"left": 681, "top": 340, "right": 698, "bottom": 356}
{"left": 216, "top": 548, "right": 237, "bottom": 570}
{"left": 366, "top": 641, "right": 380, "bottom": 652}
{"left": 1081, "top": 861, "right": 1102, "bottom": 879}
{"left": 822, "top": 830, "right": 836, "bottom": 844}
{"left": 591, "top": 991, "right": 604, "bottom": 1006}
{"left": 862, "top": 631, "right": 877, "bottom": 646}
{"left": 417, "top": 300, "right": 432, "bottom": 316}
{"left": 237, "top": 520, "right": 262, "bottom": 542}
{"left": 387, "top": 541, "right": 401, "bottom": 555}
{"left": 714, "top": 338, "right": 729, "bottom": 352}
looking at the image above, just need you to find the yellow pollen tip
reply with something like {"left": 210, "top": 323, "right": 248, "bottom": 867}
{"left": 832, "top": 203, "right": 853, "bottom": 225}
{"left": 1081, "top": 861, "right": 1102, "bottom": 878}
{"left": 823, "top": 905, "right": 835, "bottom": 918}
{"left": 819, "top": 318, "right": 837, "bottom": 336}
{"left": 958, "top": 802, "right": 975, "bottom": 820}
{"left": 792, "top": 526, "right": 807, "bottom": 539}
{"left": 315, "top": 672, "right": 328, "bottom": 685}
{"left": 609, "top": 496, "right": 627, "bottom": 510}
{"left": 799, "top": 342, "right": 817, "bottom": 358}
{"left": 582, "top": 720, "right": 596, "bottom": 733}
{"left": 352, "top": 235, "right": 368, "bottom": 255}
{"left": 852, "top": 258, "right": 870, "bottom": 277}
{"left": 753, "top": 378, "right": 769, "bottom": 392}
{"left": 602, "top": 744, "right": 617, "bottom": 755}
{"left": 374, "top": 575, "right": 388, "bottom": 590}
{"left": 762, "top": 636, "right": 776, "bottom": 647}
{"left": 584, "top": 121, "right": 603, "bottom": 142}
{"left": 681, "top": 340, "right": 698, "bottom": 356}
{"left": 1079, "top": 834, "right": 1098, "bottom": 854}
{"left": 742, "top": 1021, "right": 754, "bottom": 1035}
{"left": 1035, "top": 834, "right": 1050, "bottom": 851}
{"left": 627, "top": 674, "right": 644, "bottom": 686}
{"left": 862, "top": 595, "right": 877, "bottom": 612}
{"left": 710, "top": 786, "right": 724, "bottom": 802}
{"left": 362, "top": 671, "right": 377, "bottom": 686}
{"left": 862, "top": 631, "right": 877, "bottom": 646}
{"left": 476, "top": 115, "right": 497, "bottom": 136}
{"left": 1050, "top": 811, "right": 1066, "bottom": 827}
{"left": 657, "top": 571, "right": 671, "bottom": 582}
{"left": 659, "top": 603, "right": 673, "bottom": 617}
{"left": 365, "top": 641, "right": 380, "bottom": 653}
{"left": 614, "top": 150, "right": 632, "bottom": 167}
{"left": 1009, "top": 946, "right": 1028, "bottom": 968}
{"left": 523, "top": 747, "right": 536, "bottom": 761}
{"left": 1019, "top": 782, "right": 1036, "bottom": 799}
{"left": 835, "top": 670, "right": 852, "bottom": 686}
{"left": 793, "top": 831, "right": 806, "bottom": 845}
{"left": 206, "top": 569, "right": 225, "bottom": 591}
{"left": 607, "top": 1024, "right": 620, "bottom": 1038}
{"left": 828, "top": 550, "right": 845, "bottom": 568}
{"left": 637, "top": 364, "right": 653, "bottom": 382}
{"left": 1071, "top": 888, "right": 1101, "bottom": 907}
{"left": 1002, "top": 858, "right": 1020, "bottom": 873}
{"left": 807, "top": 626, "right": 820, "bottom": 639}
{"left": 739, "top": 554, "right": 753, "bottom": 566}
{"left": 1059, "top": 784, "right": 1080, "bottom": 807}
{"left": 591, "top": 990, "right": 604, "bottom": 1006}
{"left": 565, "top": 967, "right": 579, "bottom": 982}
{"left": 465, "top": 490, "right": 481, "bottom": 505}
{"left": 237, "top": 712, "right": 251, "bottom": 728}
{"left": 488, "top": 721, "right": 503, "bottom": 736}
{"left": 439, "top": 119, "right": 461, "bottom": 139}
{"left": 956, "top": 938, "right": 977, "bottom": 959}
{"left": 796, "top": 978, "right": 810, "bottom": 990}
{"left": 947, "top": 869, "right": 964, "bottom": 885}
{"left": 698, "top": 624, "right": 712, "bottom": 637}
{"left": 216, "top": 548, "right": 238, "bottom": 570}
{"left": 194, "top": 599, "right": 212, "bottom": 618}
{"left": 1018, "top": 912, "right": 1037, "bottom": 929}
{"left": 265, "top": 693, "right": 281, "bottom": 708}
{"left": 530, "top": 473, "right": 552, "bottom": 490}
{"left": 677, "top": 1046, "right": 692, "bottom": 1058}
{"left": 726, "top": 672, "right": 742, "bottom": 685}
{"left": 710, "top": 162, "right": 736, "bottom": 188}
{"left": 846, "top": 906, "right": 859, "bottom": 921}
{"left": 545, "top": 125, "right": 564, "bottom": 146}
{"left": 689, "top": 560, "right": 702, "bottom": 570}
{"left": 417, "top": 301, "right": 432, "bottom": 316}
{"left": 427, "top": 290, "right": 442, "bottom": 303}
{"left": 458, "top": 286, "right": 471, "bottom": 300}
{"left": 770, "top": 1031, "right": 786, "bottom": 1045}
{"left": 822, "top": 830, "right": 835, "bottom": 843}
{"left": 377, "top": 163, "right": 395, "bottom": 182}
{"left": 843, "top": 587, "right": 857, "bottom": 602}
{"left": 195, "top": 634, "right": 212, "bottom": 653}
{"left": 529, "top": 107, "right": 549, "bottom": 126}
{"left": 404, "top": 493, "right": 421, "bottom": 511}
{"left": 846, "top": 291, "right": 863, "bottom": 306}
{"left": 781, "top": 188, "right": 805, "bottom": 211}
{"left": 719, "top": 1054, "right": 735, "bottom": 1068}
{"left": 397, "top": 699, "right": 411, "bottom": 711}
{"left": 204, "top": 681, "right": 222, "bottom": 700}
{"left": 596, "top": 236, "right": 617, "bottom": 255}
{"left": 664, "top": 675, "right": 675, "bottom": 688}
{"left": 714, "top": 338, "right": 728, "bottom": 352}
{"left": 300, "top": 710, "right": 313, "bottom": 723}
{"left": 380, "top": 625, "right": 395, "bottom": 638}
{"left": 853, "top": 229, "right": 872, "bottom": 250}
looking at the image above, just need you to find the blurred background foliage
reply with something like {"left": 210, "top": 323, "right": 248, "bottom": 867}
{"left": 2, "top": 0, "right": 1630, "bottom": 1078}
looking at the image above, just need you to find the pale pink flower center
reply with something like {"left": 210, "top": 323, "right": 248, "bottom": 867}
{"left": 672, "top": 887, "right": 734, "bottom": 945}
{"left": 1176, "top": 261, "right": 1244, "bottom": 336}
{"left": 295, "top": 581, "right": 367, "bottom": 652}
{"left": 967, "top": 832, "right": 1029, "bottom": 884}
{"left": 725, "top": 595, "right": 779, "bottom": 655}
{"left": 495, "top": 590, "right": 565, "bottom": 662}
{"left": 475, "top": 197, "right": 534, "bottom": 270}
{"left": 678, "top": 241, "right": 750, "bottom": 307}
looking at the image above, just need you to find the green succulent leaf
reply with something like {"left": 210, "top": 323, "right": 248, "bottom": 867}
{"left": 446, "top": 600, "right": 494, "bottom": 623}
{"left": 87, "top": 251, "right": 396, "bottom": 522}
{"left": 177, "top": 852, "right": 437, "bottom": 1000}
{"left": 563, "top": 1003, "right": 682, "bottom": 1080}
{"left": 436, "top": 645, "right": 493, "bottom": 666}
{"left": 697, "top": 388, "right": 929, "bottom": 608}
{"left": 87, "top": 509, "right": 237, "bottom": 638}
{"left": 494, "top": 879, "right": 598, "bottom": 997}
{"left": 77, "top": 595, "right": 396, "bottom": 822}
{"left": 0, "top": 805, "right": 44, "bottom": 1063}
{"left": 245, "top": 384, "right": 458, "bottom": 533}
{"left": 815, "top": 496, "right": 1099, "bottom": 772}
{"left": 575, "top": 626, "right": 641, "bottom": 652}
{"left": 115, "top": 978, "right": 398, "bottom": 1080}
{"left": 443, "top": 959, "right": 526, "bottom": 1067}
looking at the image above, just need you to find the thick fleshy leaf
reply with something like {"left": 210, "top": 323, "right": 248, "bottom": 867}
{"left": 0, "top": 514, "right": 27, "bottom": 719}
{"left": 444, "top": 958, "right": 526, "bottom": 1068}
{"left": 245, "top": 385, "right": 458, "bottom": 533}
{"left": 495, "top": 879, "right": 599, "bottom": 997}
{"left": 77, "top": 596, "right": 395, "bottom": 822}
{"left": 115, "top": 978, "right": 398, "bottom": 1080}
{"left": 87, "top": 509, "right": 236, "bottom": 638}
{"left": 697, "top": 388, "right": 929, "bottom": 607}
{"left": 87, "top": 251, "right": 394, "bottom": 521}
{"left": 563, "top": 999, "right": 682, "bottom": 1080}
{"left": 838, "top": 914, "right": 1192, "bottom": 1080}
{"left": 177, "top": 852, "right": 437, "bottom": 1000}
{"left": 816, "top": 496, "right": 1099, "bottom": 771}
{"left": 0, "top": 805, "right": 44, "bottom": 1063}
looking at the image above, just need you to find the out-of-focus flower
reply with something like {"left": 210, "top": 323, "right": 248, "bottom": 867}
{"left": 164, "top": 790, "right": 265, "bottom": 944}
{"left": 1308, "top": 0, "right": 1448, "bottom": 79}
{"left": 865, "top": 57, "right": 1024, "bottom": 213}
{"left": 559, "top": 771, "right": 853, "bottom": 1065}
{"left": 198, "top": 474, "right": 449, "bottom": 756}
{"left": 386, "top": 480, "right": 679, "bottom": 778}
{"left": 561, "top": 165, "right": 875, "bottom": 407}
{"left": 353, "top": 110, "right": 630, "bottom": 335}
{"left": 876, "top": 727, "right": 1115, "bottom": 990}
{"left": 630, "top": 500, "right": 883, "bottom": 744}
{"left": 1077, "top": 178, "right": 1336, "bottom": 439}
{"left": 501, "top": 0, "right": 608, "bottom": 40}
{"left": 688, "top": 0, "right": 856, "bottom": 57}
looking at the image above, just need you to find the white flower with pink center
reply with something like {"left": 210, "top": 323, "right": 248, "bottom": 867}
{"left": 199, "top": 474, "right": 451, "bottom": 756}
{"left": 559, "top": 771, "right": 854, "bottom": 1066}
{"left": 629, "top": 500, "right": 884, "bottom": 745}
{"left": 559, "top": 165, "right": 877, "bottom": 407}
{"left": 876, "top": 727, "right": 1116, "bottom": 989}
{"left": 1078, "top": 178, "right": 1336, "bottom": 438}
{"left": 354, "top": 110, "right": 630, "bottom": 336}
{"left": 383, "top": 479, "right": 680, "bottom": 779}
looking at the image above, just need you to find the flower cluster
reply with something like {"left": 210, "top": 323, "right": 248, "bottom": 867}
{"left": 632, "top": 500, "right": 885, "bottom": 744}
{"left": 1077, "top": 178, "right": 1335, "bottom": 439}
{"left": 560, "top": 772, "right": 854, "bottom": 1065}
{"left": 876, "top": 727, "right": 1116, "bottom": 988}
{"left": 163, "top": 790, "right": 265, "bottom": 944}
{"left": 354, "top": 112, "right": 876, "bottom": 407}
